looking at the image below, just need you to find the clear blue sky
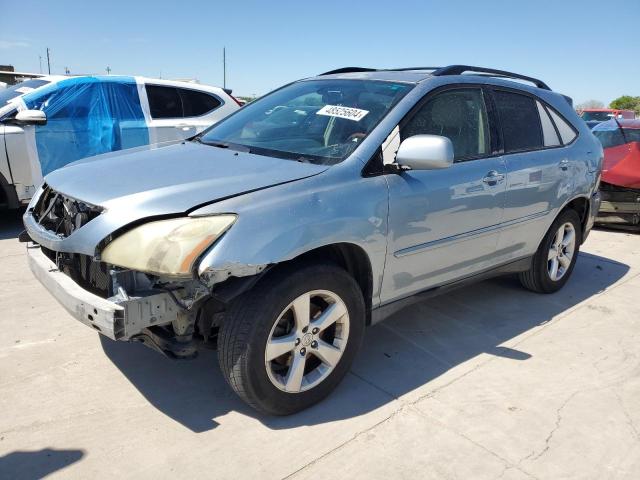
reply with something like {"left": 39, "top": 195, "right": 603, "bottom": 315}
{"left": 1, "top": 0, "right": 638, "bottom": 104}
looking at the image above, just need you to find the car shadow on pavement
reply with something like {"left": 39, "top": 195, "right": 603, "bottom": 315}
{"left": 100, "top": 251, "right": 629, "bottom": 432}
{"left": 0, "top": 448, "right": 85, "bottom": 480}
{"left": 0, "top": 208, "right": 24, "bottom": 240}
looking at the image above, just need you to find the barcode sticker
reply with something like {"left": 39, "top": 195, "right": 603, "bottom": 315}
{"left": 316, "top": 105, "right": 369, "bottom": 122}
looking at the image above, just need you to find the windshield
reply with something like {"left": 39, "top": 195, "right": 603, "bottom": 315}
{"left": 581, "top": 111, "right": 615, "bottom": 121}
{"left": 0, "top": 79, "right": 50, "bottom": 107}
{"left": 199, "top": 79, "right": 413, "bottom": 164}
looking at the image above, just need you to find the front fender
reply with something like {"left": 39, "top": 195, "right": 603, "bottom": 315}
{"left": 191, "top": 165, "right": 389, "bottom": 304}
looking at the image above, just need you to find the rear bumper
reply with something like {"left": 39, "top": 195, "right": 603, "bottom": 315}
{"left": 27, "top": 246, "right": 180, "bottom": 340}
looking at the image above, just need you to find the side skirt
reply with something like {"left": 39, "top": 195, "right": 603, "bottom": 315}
{"left": 370, "top": 255, "right": 533, "bottom": 325}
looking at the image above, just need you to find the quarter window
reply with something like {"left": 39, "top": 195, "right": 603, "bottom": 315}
{"left": 178, "top": 88, "right": 221, "bottom": 117}
{"left": 493, "top": 91, "right": 543, "bottom": 152}
{"left": 401, "top": 88, "right": 490, "bottom": 161}
{"left": 536, "top": 101, "right": 561, "bottom": 147}
{"left": 547, "top": 108, "right": 577, "bottom": 144}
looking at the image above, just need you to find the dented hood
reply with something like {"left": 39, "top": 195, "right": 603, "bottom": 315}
{"left": 44, "top": 141, "right": 329, "bottom": 214}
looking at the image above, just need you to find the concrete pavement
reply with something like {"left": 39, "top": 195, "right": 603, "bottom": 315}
{"left": 1, "top": 208, "right": 639, "bottom": 479}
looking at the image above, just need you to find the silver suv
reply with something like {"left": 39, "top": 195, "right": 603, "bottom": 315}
{"left": 23, "top": 65, "right": 602, "bottom": 415}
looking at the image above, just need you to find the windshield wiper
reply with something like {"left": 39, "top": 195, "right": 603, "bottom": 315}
{"left": 199, "top": 139, "right": 252, "bottom": 153}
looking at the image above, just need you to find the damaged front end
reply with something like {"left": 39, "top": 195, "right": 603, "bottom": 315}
{"left": 23, "top": 186, "right": 263, "bottom": 359}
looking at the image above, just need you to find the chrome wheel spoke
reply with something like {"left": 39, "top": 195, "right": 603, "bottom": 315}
{"left": 558, "top": 254, "right": 571, "bottom": 269}
{"left": 548, "top": 246, "right": 558, "bottom": 260}
{"left": 284, "top": 353, "right": 306, "bottom": 392}
{"left": 291, "top": 293, "right": 311, "bottom": 333}
{"left": 313, "top": 340, "right": 342, "bottom": 367}
{"left": 549, "top": 257, "right": 559, "bottom": 280}
{"left": 562, "top": 229, "right": 575, "bottom": 248}
{"left": 265, "top": 334, "right": 297, "bottom": 361}
{"left": 311, "top": 301, "right": 347, "bottom": 333}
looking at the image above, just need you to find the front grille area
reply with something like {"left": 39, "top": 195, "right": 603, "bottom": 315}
{"left": 33, "top": 185, "right": 103, "bottom": 238}
{"left": 42, "top": 247, "right": 112, "bottom": 298}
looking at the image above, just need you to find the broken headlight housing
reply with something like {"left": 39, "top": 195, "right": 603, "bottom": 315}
{"left": 101, "top": 215, "right": 237, "bottom": 277}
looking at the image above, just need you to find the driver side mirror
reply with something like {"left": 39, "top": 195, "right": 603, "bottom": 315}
{"left": 394, "top": 134, "right": 453, "bottom": 170}
{"left": 9, "top": 109, "right": 47, "bottom": 126}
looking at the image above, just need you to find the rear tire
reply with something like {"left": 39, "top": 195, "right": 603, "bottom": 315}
{"left": 217, "top": 263, "right": 365, "bottom": 415}
{"left": 519, "top": 209, "right": 582, "bottom": 293}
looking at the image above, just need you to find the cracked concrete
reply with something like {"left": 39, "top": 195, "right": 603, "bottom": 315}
{"left": 1, "top": 207, "right": 639, "bottom": 480}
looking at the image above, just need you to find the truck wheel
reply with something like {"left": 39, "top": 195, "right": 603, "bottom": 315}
{"left": 217, "top": 263, "right": 365, "bottom": 415}
{"left": 519, "top": 209, "right": 582, "bottom": 293}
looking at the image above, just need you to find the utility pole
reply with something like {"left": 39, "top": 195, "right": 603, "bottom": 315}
{"left": 223, "top": 47, "right": 226, "bottom": 89}
{"left": 38, "top": 55, "right": 43, "bottom": 74}
{"left": 46, "top": 48, "right": 51, "bottom": 74}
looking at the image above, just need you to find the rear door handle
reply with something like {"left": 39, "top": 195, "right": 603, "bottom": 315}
{"left": 482, "top": 170, "right": 505, "bottom": 185}
{"left": 559, "top": 159, "right": 569, "bottom": 171}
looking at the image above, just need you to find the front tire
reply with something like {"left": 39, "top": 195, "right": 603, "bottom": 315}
{"left": 519, "top": 209, "right": 582, "bottom": 293}
{"left": 217, "top": 263, "right": 365, "bottom": 415}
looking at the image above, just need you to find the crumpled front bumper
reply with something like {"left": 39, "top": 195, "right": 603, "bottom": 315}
{"left": 27, "top": 246, "right": 180, "bottom": 340}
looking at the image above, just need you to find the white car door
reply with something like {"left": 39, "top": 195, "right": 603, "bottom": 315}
{"left": 2, "top": 122, "right": 42, "bottom": 203}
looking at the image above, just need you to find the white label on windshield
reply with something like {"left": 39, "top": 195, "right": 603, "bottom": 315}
{"left": 15, "top": 87, "right": 34, "bottom": 94}
{"left": 316, "top": 105, "right": 369, "bottom": 122}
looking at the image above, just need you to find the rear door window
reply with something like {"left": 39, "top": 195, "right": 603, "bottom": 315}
{"left": 178, "top": 89, "right": 221, "bottom": 117}
{"left": 493, "top": 90, "right": 543, "bottom": 152}
{"left": 146, "top": 85, "right": 182, "bottom": 119}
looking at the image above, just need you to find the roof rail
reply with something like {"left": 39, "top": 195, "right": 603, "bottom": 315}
{"left": 320, "top": 67, "right": 378, "bottom": 75}
{"left": 318, "top": 65, "right": 551, "bottom": 90}
{"left": 432, "top": 65, "right": 551, "bottom": 90}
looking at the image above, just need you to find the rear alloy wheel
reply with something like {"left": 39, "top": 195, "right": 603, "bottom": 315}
{"left": 218, "top": 263, "right": 365, "bottom": 415}
{"left": 546, "top": 222, "right": 576, "bottom": 282}
{"left": 519, "top": 209, "right": 582, "bottom": 293}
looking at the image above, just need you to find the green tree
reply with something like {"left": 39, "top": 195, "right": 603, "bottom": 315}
{"left": 609, "top": 95, "right": 640, "bottom": 115}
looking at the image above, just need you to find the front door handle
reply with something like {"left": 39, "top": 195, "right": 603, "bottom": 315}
{"left": 559, "top": 159, "right": 569, "bottom": 171}
{"left": 482, "top": 170, "right": 505, "bottom": 186}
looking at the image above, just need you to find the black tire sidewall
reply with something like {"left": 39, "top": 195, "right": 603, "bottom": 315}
{"left": 224, "top": 264, "right": 365, "bottom": 415}
{"left": 536, "top": 210, "right": 582, "bottom": 292}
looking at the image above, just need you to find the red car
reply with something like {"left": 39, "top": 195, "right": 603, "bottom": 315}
{"left": 592, "top": 119, "right": 640, "bottom": 228}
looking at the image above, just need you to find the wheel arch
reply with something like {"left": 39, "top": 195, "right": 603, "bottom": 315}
{"left": 560, "top": 195, "right": 590, "bottom": 243}
{"left": 272, "top": 242, "right": 374, "bottom": 325}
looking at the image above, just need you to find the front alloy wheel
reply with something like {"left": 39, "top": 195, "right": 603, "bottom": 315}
{"left": 218, "top": 263, "right": 365, "bottom": 415}
{"left": 265, "top": 290, "right": 350, "bottom": 393}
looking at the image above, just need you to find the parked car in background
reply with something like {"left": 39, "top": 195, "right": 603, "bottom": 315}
{"left": 23, "top": 65, "right": 601, "bottom": 415}
{"left": 0, "top": 76, "right": 240, "bottom": 209}
{"left": 580, "top": 108, "right": 636, "bottom": 129}
{"left": 592, "top": 119, "right": 640, "bottom": 228}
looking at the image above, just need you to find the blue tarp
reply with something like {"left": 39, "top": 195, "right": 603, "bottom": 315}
{"left": 22, "top": 76, "right": 149, "bottom": 175}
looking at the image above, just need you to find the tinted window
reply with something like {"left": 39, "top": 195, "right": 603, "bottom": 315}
{"left": 179, "top": 89, "right": 221, "bottom": 117}
{"left": 493, "top": 91, "right": 543, "bottom": 152}
{"left": 547, "top": 108, "right": 577, "bottom": 144}
{"left": 146, "top": 85, "right": 182, "bottom": 118}
{"left": 536, "top": 101, "right": 560, "bottom": 147}
{"left": 402, "top": 88, "right": 490, "bottom": 161}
